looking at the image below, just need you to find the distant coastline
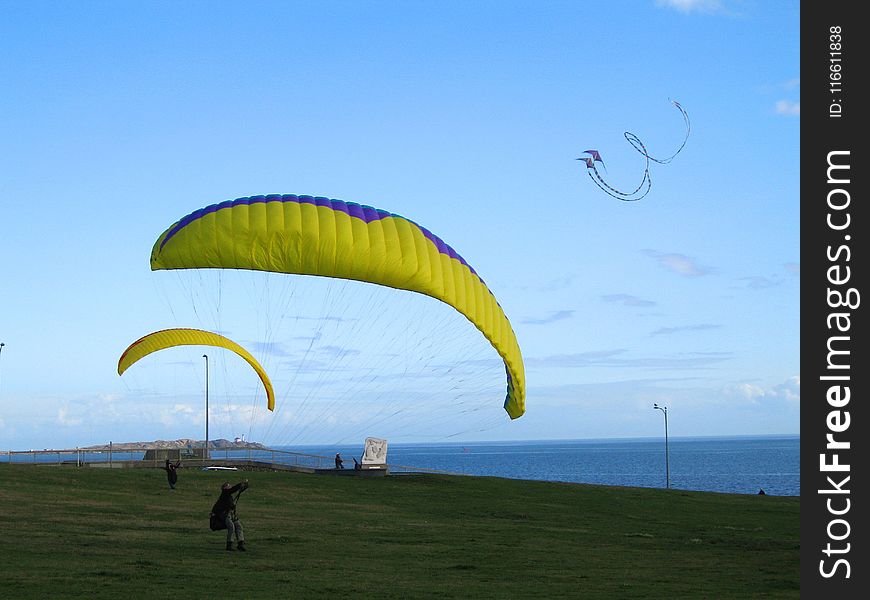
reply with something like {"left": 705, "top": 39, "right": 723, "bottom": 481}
{"left": 56, "top": 433, "right": 798, "bottom": 453}
{"left": 80, "top": 438, "right": 266, "bottom": 451}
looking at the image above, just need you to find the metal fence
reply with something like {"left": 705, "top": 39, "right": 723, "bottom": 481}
{"left": 3, "top": 446, "right": 330, "bottom": 469}
{"left": 0, "top": 446, "right": 455, "bottom": 475}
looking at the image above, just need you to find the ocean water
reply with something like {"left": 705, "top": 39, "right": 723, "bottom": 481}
{"left": 295, "top": 435, "right": 800, "bottom": 496}
{"left": 9, "top": 435, "right": 799, "bottom": 496}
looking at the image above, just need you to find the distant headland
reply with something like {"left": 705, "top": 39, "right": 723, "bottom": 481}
{"left": 80, "top": 438, "right": 266, "bottom": 451}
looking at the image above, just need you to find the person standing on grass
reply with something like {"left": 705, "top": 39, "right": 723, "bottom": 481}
{"left": 335, "top": 453, "right": 344, "bottom": 469}
{"left": 210, "top": 480, "right": 249, "bottom": 551}
{"left": 163, "top": 458, "right": 181, "bottom": 489}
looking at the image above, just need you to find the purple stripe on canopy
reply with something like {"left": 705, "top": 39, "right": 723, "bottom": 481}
{"left": 158, "top": 195, "right": 480, "bottom": 278}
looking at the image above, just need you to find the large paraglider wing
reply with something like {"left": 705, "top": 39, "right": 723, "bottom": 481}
{"left": 149, "top": 195, "right": 525, "bottom": 419}
{"left": 118, "top": 328, "right": 276, "bottom": 411}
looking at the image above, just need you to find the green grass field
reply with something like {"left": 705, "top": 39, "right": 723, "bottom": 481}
{"left": 0, "top": 465, "right": 798, "bottom": 599}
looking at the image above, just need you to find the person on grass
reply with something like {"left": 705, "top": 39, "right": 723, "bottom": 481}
{"left": 210, "top": 479, "right": 249, "bottom": 551}
{"left": 163, "top": 459, "right": 181, "bottom": 489}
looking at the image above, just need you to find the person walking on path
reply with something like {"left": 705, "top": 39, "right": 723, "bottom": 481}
{"left": 210, "top": 479, "right": 249, "bottom": 551}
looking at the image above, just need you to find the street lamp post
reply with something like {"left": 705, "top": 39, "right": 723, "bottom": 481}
{"left": 0, "top": 342, "right": 5, "bottom": 392}
{"left": 653, "top": 403, "right": 670, "bottom": 489}
{"left": 203, "top": 354, "right": 209, "bottom": 460}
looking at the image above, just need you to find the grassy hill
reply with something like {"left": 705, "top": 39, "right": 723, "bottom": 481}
{"left": 0, "top": 465, "right": 798, "bottom": 599}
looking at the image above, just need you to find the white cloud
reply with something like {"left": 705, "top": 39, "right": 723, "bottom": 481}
{"left": 601, "top": 293, "right": 657, "bottom": 308}
{"left": 656, "top": 0, "right": 724, "bottom": 13}
{"left": 642, "top": 249, "right": 712, "bottom": 277}
{"left": 541, "top": 276, "right": 575, "bottom": 292}
{"left": 650, "top": 324, "right": 721, "bottom": 336}
{"left": 521, "top": 310, "right": 575, "bottom": 325}
{"left": 527, "top": 349, "right": 731, "bottom": 370}
{"left": 780, "top": 376, "right": 801, "bottom": 403}
{"left": 775, "top": 100, "right": 800, "bottom": 116}
{"left": 725, "top": 376, "right": 800, "bottom": 405}
{"left": 157, "top": 404, "right": 198, "bottom": 426}
{"left": 739, "top": 275, "right": 781, "bottom": 290}
{"left": 57, "top": 405, "right": 83, "bottom": 427}
{"left": 728, "top": 382, "right": 767, "bottom": 401}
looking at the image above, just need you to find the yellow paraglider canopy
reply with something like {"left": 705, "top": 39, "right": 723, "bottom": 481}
{"left": 118, "top": 328, "right": 275, "bottom": 411}
{"left": 150, "top": 194, "right": 525, "bottom": 418}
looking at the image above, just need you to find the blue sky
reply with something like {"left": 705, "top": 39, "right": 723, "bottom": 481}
{"left": 0, "top": 0, "right": 799, "bottom": 450}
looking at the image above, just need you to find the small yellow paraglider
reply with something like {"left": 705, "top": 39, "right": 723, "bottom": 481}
{"left": 118, "top": 328, "right": 275, "bottom": 411}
